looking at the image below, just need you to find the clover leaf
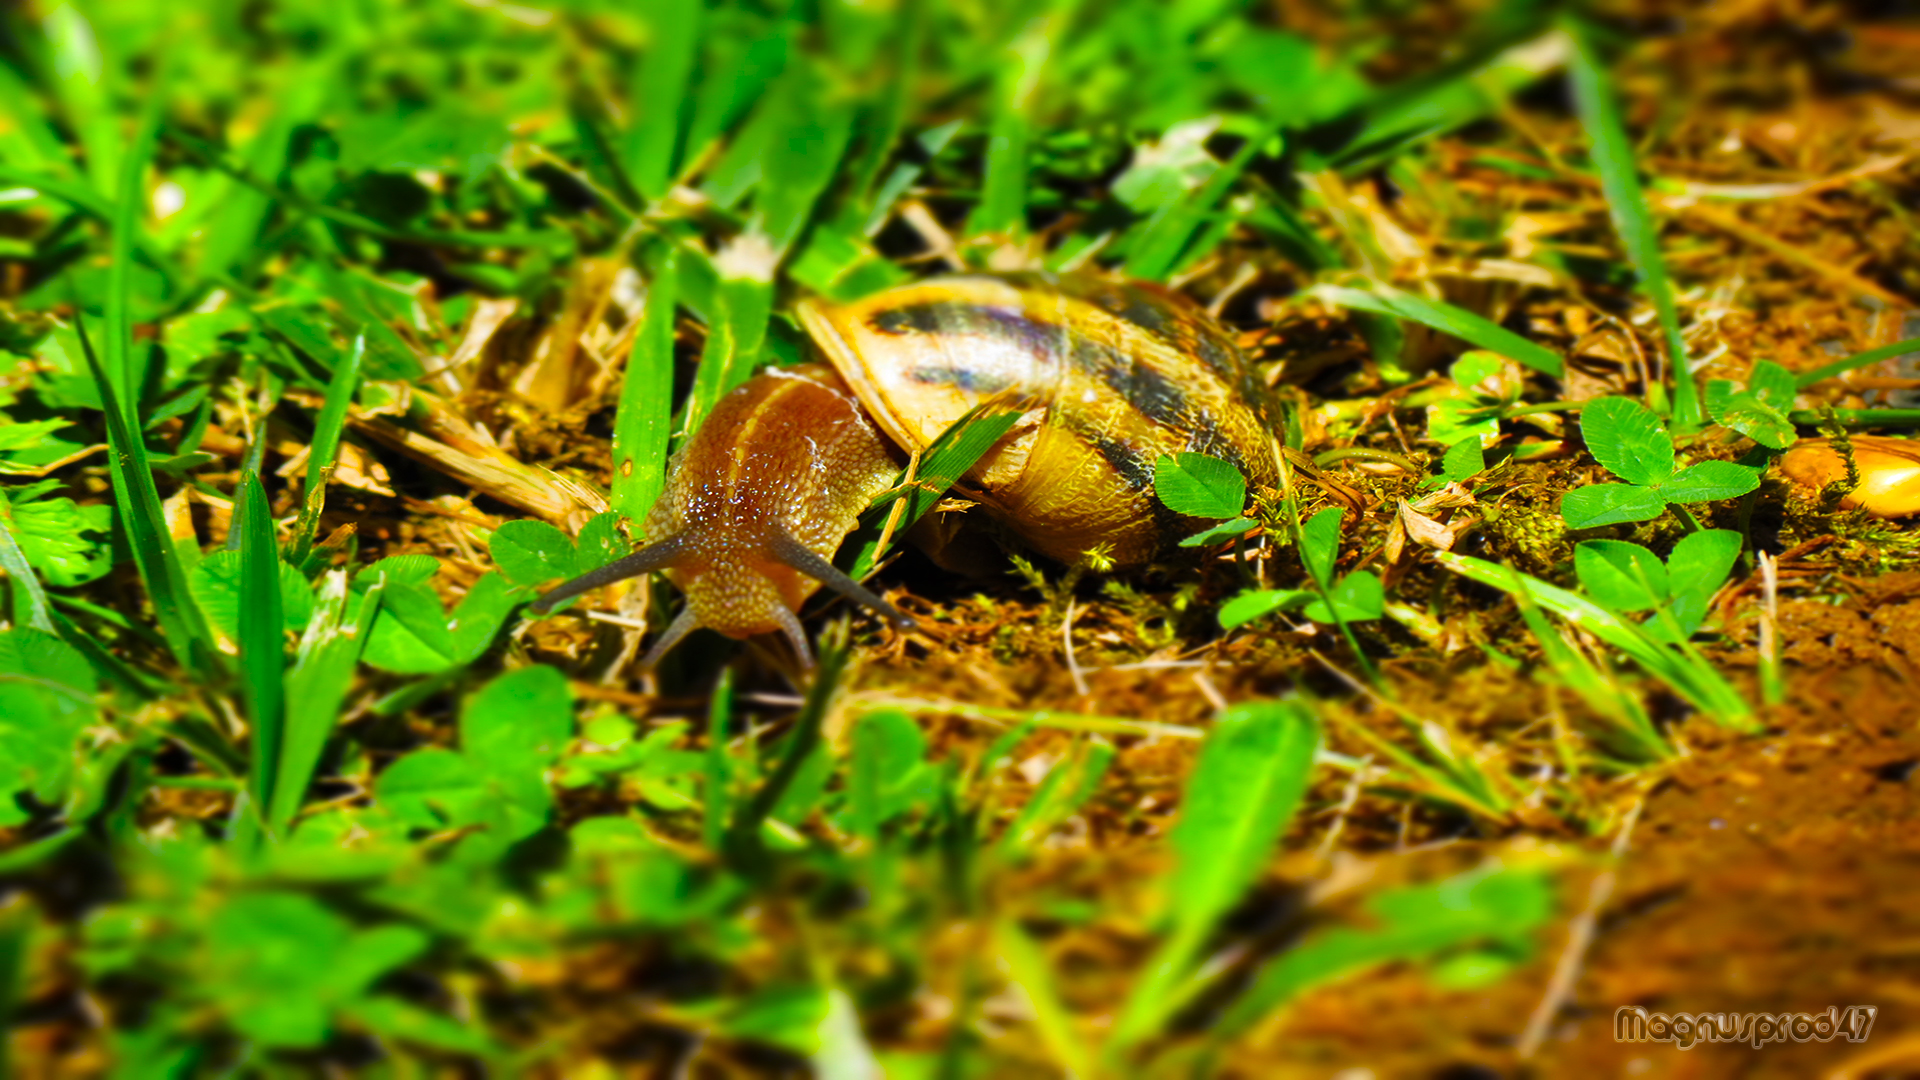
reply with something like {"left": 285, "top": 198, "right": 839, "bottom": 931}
{"left": 1561, "top": 397, "right": 1760, "bottom": 529}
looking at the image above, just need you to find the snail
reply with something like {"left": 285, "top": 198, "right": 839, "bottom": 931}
{"left": 1779, "top": 435, "right": 1920, "bottom": 518}
{"left": 532, "top": 273, "right": 1281, "bottom": 666}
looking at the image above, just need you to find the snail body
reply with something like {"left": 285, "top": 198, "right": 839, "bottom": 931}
{"left": 535, "top": 273, "right": 1279, "bottom": 664}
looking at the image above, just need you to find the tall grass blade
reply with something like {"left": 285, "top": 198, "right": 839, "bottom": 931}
{"left": 725, "top": 623, "right": 852, "bottom": 874}
{"left": 611, "top": 250, "right": 679, "bottom": 524}
{"left": 843, "top": 404, "right": 1023, "bottom": 579}
{"left": 269, "top": 572, "right": 380, "bottom": 835}
{"left": 1564, "top": 17, "right": 1698, "bottom": 425}
{"left": 1109, "top": 700, "right": 1320, "bottom": 1054}
{"left": 72, "top": 315, "right": 214, "bottom": 677}
{"left": 1309, "top": 282, "right": 1565, "bottom": 378}
{"left": 1436, "top": 552, "right": 1753, "bottom": 727}
{"left": 625, "top": 0, "right": 702, "bottom": 201}
{"left": 1793, "top": 336, "right": 1920, "bottom": 390}
{"left": 290, "top": 334, "right": 364, "bottom": 565}
{"left": 236, "top": 472, "right": 287, "bottom": 824}
{"left": 994, "top": 919, "right": 1094, "bottom": 1078}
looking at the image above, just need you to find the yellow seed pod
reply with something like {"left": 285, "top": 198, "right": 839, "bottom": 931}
{"left": 1779, "top": 436, "right": 1920, "bottom": 518}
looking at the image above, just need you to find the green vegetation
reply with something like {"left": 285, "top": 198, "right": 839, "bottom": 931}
{"left": 1, "top": 0, "right": 1916, "bottom": 1074}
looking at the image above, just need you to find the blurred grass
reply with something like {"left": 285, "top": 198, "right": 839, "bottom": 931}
{"left": 0, "top": 0, "right": 1909, "bottom": 1074}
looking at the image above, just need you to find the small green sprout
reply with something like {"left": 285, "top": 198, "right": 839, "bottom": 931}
{"left": 1560, "top": 396, "right": 1760, "bottom": 529}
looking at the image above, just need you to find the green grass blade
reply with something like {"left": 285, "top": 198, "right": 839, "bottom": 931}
{"left": 1309, "top": 282, "right": 1565, "bottom": 378}
{"left": 289, "top": 334, "right": 364, "bottom": 565}
{"left": 1110, "top": 700, "right": 1320, "bottom": 1053}
{"left": 0, "top": 502, "right": 53, "bottom": 633}
{"left": 752, "top": 66, "right": 856, "bottom": 257}
{"left": 994, "top": 919, "right": 1094, "bottom": 1078}
{"left": 1436, "top": 552, "right": 1753, "bottom": 727}
{"left": 106, "top": 72, "right": 167, "bottom": 424}
{"left": 610, "top": 249, "right": 679, "bottom": 525}
{"left": 968, "top": 21, "right": 1053, "bottom": 238}
{"left": 1794, "top": 336, "right": 1920, "bottom": 390}
{"left": 1126, "top": 125, "right": 1276, "bottom": 282}
{"left": 269, "top": 572, "right": 380, "bottom": 835}
{"left": 703, "top": 664, "right": 736, "bottom": 853}
{"left": 725, "top": 624, "right": 852, "bottom": 875}
{"left": 1564, "top": 17, "right": 1698, "bottom": 425}
{"left": 72, "top": 317, "right": 214, "bottom": 677}
{"left": 842, "top": 404, "right": 1024, "bottom": 579}
{"left": 237, "top": 472, "right": 287, "bottom": 825}
{"left": 625, "top": 0, "right": 702, "bottom": 201}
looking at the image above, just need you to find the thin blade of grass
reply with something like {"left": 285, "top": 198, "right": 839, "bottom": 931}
{"left": 703, "top": 664, "right": 735, "bottom": 853}
{"left": 1793, "top": 336, "right": 1920, "bottom": 390}
{"left": 1436, "top": 552, "right": 1753, "bottom": 726}
{"left": 1126, "top": 123, "right": 1277, "bottom": 282}
{"left": 625, "top": 0, "right": 702, "bottom": 201}
{"left": 994, "top": 919, "right": 1095, "bottom": 1079}
{"left": 1109, "top": 700, "right": 1320, "bottom": 1054}
{"left": 843, "top": 404, "right": 1024, "bottom": 579}
{"left": 268, "top": 572, "right": 381, "bottom": 835}
{"left": 289, "top": 334, "right": 364, "bottom": 565}
{"left": 0, "top": 502, "right": 53, "bottom": 633}
{"left": 237, "top": 471, "right": 287, "bottom": 825}
{"left": 1564, "top": 17, "right": 1698, "bottom": 425}
{"left": 725, "top": 623, "right": 852, "bottom": 875}
{"left": 72, "top": 316, "right": 214, "bottom": 677}
{"left": 1309, "top": 282, "right": 1565, "bottom": 378}
{"left": 968, "top": 20, "right": 1052, "bottom": 238}
{"left": 610, "top": 249, "right": 678, "bottom": 524}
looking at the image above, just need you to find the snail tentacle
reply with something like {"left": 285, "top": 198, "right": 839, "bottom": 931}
{"left": 637, "top": 606, "right": 701, "bottom": 670}
{"left": 767, "top": 530, "right": 915, "bottom": 629}
{"left": 531, "top": 533, "right": 690, "bottom": 613}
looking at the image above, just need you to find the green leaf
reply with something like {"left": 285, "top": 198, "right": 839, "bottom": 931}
{"left": 0, "top": 627, "right": 96, "bottom": 817}
{"left": 1565, "top": 17, "right": 1697, "bottom": 424}
{"left": 1659, "top": 460, "right": 1760, "bottom": 503}
{"left": 611, "top": 249, "right": 678, "bottom": 523}
{"left": 1211, "top": 868, "right": 1554, "bottom": 1044}
{"left": 1218, "top": 588, "right": 1313, "bottom": 629}
{"left": 1152, "top": 452, "right": 1248, "bottom": 519}
{"left": 1300, "top": 507, "right": 1344, "bottom": 589}
{"left": 1575, "top": 540, "right": 1668, "bottom": 611}
{"left": 270, "top": 572, "right": 380, "bottom": 835}
{"left": 1427, "top": 398, "right": 1500, "bottom": 449}
{"left": 462, "top": 665, "right": 574, "bottom": 774}
{"left": 1112, "top": 700, "right": 1321, "bottom": 1049}
{"left": 0, "top": 500, "right": 53, "bottom": 632}
{"left": 1178, "top": 515, "right": 1258, "bottom": 548}
{"left": 844, "top": 403, "right": 1024, "bottom": 579}
{"left": 1302, "top": 571, "right": 1384, "bottom": 624}
{"left": 1438, "top": 438, "right": 1486, "bottom": 484}
{"left": 1665, "top": 528, "right": 1741, "bottom": 602}
{"left": 1309, "top": 283, "right": 1564, "bottom": 377}
{"left": 1579, "top": 396, "right": 1673, "bottom": 485}
{"left": 1706, "top": 359, "right": 1798, "bottom": 450}
{"left": 625, "top": 1, "right": 703, "bottom": 200}
{"left": 237, "top": 472, "right": 288, "bottom": 822}
{"left": 1559, "top": 483, "right": 1669, "bottom": 529}
{"left": 189, "top": 552, "right": 315, "bottom": 640}
{"left": 848, "top": 709, "right": 933, "bottom": 840}
{"left": 489, "top": 520, "right": 580, "bottom": 586}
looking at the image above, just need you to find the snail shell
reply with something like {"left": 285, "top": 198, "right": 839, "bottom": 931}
{"left": 1779, "top": 436, "right": 1920, "bottom": 517}
{"left": 535, "top": 273, "right": 1279, "bottom": 664}
{"left": 799, "top": 273, "right": 1281, "bottom": 565}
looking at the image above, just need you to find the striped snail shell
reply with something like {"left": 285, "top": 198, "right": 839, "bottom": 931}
{"left": 535, "top": 272, "right": 1280, "bottom": 666}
